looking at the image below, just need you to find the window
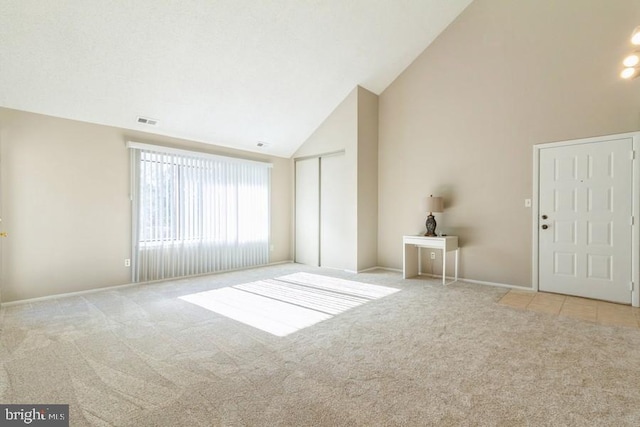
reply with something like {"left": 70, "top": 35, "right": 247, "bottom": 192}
{"left": 129, "top": 143, "right": 271, "bottom": 282}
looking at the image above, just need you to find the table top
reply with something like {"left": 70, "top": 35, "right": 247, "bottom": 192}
{"left": 403, "top": 235, "right": 458, "bottom": 249}
{"left": 403, "top": 235, "right": 457, "bottom": 240}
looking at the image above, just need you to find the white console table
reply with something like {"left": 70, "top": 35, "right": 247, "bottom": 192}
{"left": 403, "top": 235, "right": 459, "bottom": 285}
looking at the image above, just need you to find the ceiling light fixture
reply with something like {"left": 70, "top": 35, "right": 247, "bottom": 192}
{"left": 620, "top": 27, "right": 640, "bottom": 80}
{"left": 621, "top": 67, "right": 638, "bottom": 79}
{"left": 623, "top": 52, "right": 640, "bottom": 67}
{"left": 632, "top": 26, "right": 640, "bottom": 45}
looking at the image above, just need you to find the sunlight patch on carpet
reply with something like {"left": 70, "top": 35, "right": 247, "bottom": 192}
{"left": 179, "top": 272, "right": 400, "bottom": 336}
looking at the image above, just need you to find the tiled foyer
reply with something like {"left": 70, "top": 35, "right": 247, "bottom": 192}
{"left": 498, "top": 290, "right": 640, "bottom": 328}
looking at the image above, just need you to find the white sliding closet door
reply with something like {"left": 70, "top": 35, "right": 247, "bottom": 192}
{"left": 295, "top": 158, "right": 320, "bottom": 266}
{"left": 320, "top": 153, "right": 348, "bottom": 270}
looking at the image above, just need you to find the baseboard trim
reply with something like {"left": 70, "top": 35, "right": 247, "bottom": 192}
{"left": 356, "top": 266, "right": 386, "bottom": 273}
{"left": 418, "top": 273, "right": 530, "bottom": 290}
{"left": 372, "top": 268, "right": 531, "bottom": 291}
{"left": 2, "top": 282, "right": 141, "bottom": 307}
{"left": 457, "top": 277, "right": 531, "bottom": 290}
{"left": 344, "top": 267, "right": 381, "bottom": 274}
{"left": 372, "top": 266, "right": 403, "bottom": 273}
{"left": 321, "top": 266, "right": 390, "bottom": 274}
{"left": 2, "top": 261, "right": 530, "bottom": 306}
{"left": 2, "top": 259, "right": 295, "bottom": 307}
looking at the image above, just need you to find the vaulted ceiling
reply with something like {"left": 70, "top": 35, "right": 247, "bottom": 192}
{"left": 0, "top": 0, "right": 473, "bottom": 157}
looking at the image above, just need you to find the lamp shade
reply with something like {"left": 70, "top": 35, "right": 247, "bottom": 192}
{"left": 425, "top": 195, "right": 444, "bottom": 213}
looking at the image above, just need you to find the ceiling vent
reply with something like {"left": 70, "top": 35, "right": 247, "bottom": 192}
{"left": 136, "top": 116, "right": 159, "bottom": 126}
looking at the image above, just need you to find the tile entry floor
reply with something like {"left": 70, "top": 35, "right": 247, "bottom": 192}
{"left": 498, "top": 289, "right": 640, "bottom": 328}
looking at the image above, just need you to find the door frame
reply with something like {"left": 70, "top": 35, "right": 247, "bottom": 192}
{"left": 532, "top": 131, "right": 640, "bottom": 307}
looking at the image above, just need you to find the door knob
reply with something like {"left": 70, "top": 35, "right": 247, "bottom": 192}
{"left": 541, "top": 224, "right": 549, "bottom": 230}
{"left": 541, "top": 215, "right": 548, "bottom": 220}
{"left": 0, "top": 232, "right": 7, "bottom": 237}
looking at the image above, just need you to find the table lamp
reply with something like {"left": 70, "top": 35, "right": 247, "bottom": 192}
{"left": 424, "top": 195, "right": 444, "bottom": 237}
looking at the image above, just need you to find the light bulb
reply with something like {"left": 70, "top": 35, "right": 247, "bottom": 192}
{"left": 623, "top": 53, "right": 640, "bottom": 67}
{"left": 632, "top": 27, "right": 640, "bottom": 45}
{"left": 621, "top": 67, "right": 637, "bottom": 79}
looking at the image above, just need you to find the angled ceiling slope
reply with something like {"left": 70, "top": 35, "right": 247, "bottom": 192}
{"left": 0, "top": 0, "right": 473, "bottom": 157}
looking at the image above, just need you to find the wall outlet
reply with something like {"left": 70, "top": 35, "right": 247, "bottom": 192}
{"left": 430, "top": 252, "right": 436, "bottom": 260}
{"left": 124, "top": 258, "right": 131, "bottom": 267}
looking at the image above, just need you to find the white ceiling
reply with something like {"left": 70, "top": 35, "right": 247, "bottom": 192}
{"left": 0, "top": 0, "right": 472, "bottom": 157}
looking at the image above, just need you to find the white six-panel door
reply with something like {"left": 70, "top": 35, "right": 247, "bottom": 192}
{"left": 538, "top": 137, "right": 633, "bottom": 303}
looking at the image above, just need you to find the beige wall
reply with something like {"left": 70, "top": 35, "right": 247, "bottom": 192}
{"left": 294, "top": 88, "right": 358, "bottom": 270}
{"left": 378, "top": 0, "right": 640, "bottom": 286}
{"left": 293, "top": 86, "right": 379, "bottom": 272}
{"left": 0, "top": 108, "right": 292, "bottom": 302}
{"left": 356, "top": 87, "right": 379, "bottom": 271}
{"left": 294, "top": 88, "right": 358, "bottom": 159}
{"left": 7, "top": 0, "right": 636, "bottom": 299}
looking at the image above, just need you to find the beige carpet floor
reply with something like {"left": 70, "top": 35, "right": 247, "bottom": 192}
{"left": 1, "top": 263, "right": 640, "bottom": 426}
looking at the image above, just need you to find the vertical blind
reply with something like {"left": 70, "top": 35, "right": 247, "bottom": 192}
{"left": 129, "top": 143, "right": 271, "bottom": 282}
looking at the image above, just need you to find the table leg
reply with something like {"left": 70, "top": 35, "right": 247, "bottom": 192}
{"left": 442, "top": 249, "right": 446, "bottom": 285}
{"left": 455, "top": 249, "right": 459, "bottom": 282}
{"left": 403, "top": 244, "right": 419, "bottom": 279}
